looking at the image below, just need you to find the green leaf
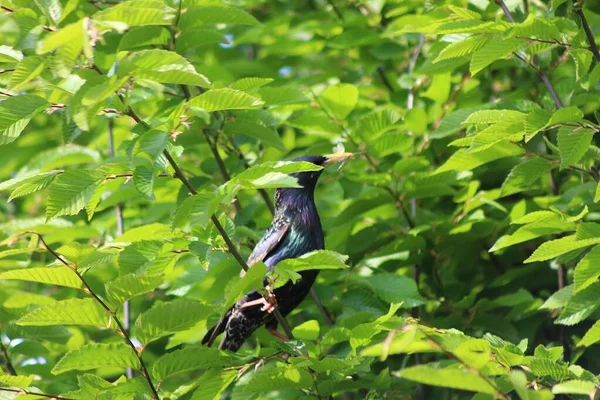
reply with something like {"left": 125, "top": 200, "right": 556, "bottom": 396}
{"left": 52, "top": 343, "right": 140, "bottom": 375}
{"left": 0, "top": 94, "right": 50, "bottom": 145}
{"left": 245, "top": 367, "right": 314, "bottom": 392}
{"left": 556, "top": 283, "right": 600, "bottom": 325}
{"left": 558, "top": 127, "right": 594, "bottom": 169}
{"left": 37, "top": 19, "right": 84, "bottom": 54}
{"left": 133, "top": 164, "right": 156, "bottom": 200}
{"left": 93, "top": 0, "right": 175, "bottom": 27}
{"left": 172, "top": 192, "right": 223, "bottom": 230}
{"left": 292, "top": 320, "right": 320, "bottom": 340}
{"left": 152, "top": 347, "right": 233, "bottom": 381}
{"left": 404, "top": 108, "right": 427, "bottom": 134}
{"left": 119, "top": 49, "right": 210, "bottom": 87}
{"left": 224, "top": 118, "right": 285, "bottom": 151}
{"left": 524, "top": 236, "right": 600, "bottom": 263}
{"left": 0, "top": 45, "right": 23, "bottom": 62}
{"left": 0, "top": 266, "right": 81, "bottom": 288}
{"left": 399, "top": 364, "right": 498, "bottom": 394}
{"left": 17, "top": 298, "right": 110, "bottom": 327}
{"left": 573, "top": 246, "right": 600, "bottom": 293}
{"left": 188, "top": 88, "right": 264, "bottom": 112}
{"left": 434, "top": 36, "right": 490, "bottom": 63}
{"left": 105, "top": 273, "right": 163, "bottom": 309}
{"left": 231, "top": 77, "right": 274, "bottom": 92}
{"left": 0, "top": 171, "right": 59, "bottom": 201}
{"left": 464, "top": 110, "right": 527, "bottom": 125}
{"left": 491, "top": 214, "right": 574, "bottom": 252}
{"left": 319, "top": 83, "right": 359, "bottom": 120}
{"left": 577, "top": 320, "right": 600, "bottom": 347}
{"left": 500, "top": 157, "right": 552, "bottom": 197}
{"left": 134, "top": 299, "right": 214, "bottom": 344}
{"left": 180, "top": 5, "right": 261, "bottom": 28}
{"left": 0, "top": 372, "right": 34, "bottom": 389}
{"left": 9, "top": 56, "right": 47, "bottom": 89}
{"left": 258, "top": 86, "right": 309, "bottom": 106}
{"left": 436, "top": 142, "right": 524, "bottom": 173}
{"left": 135, "top": 129, "right": 170, "bottom": 162}
{"left": 276, "top": 250, "right": 349, "bottom": 272}
{"left": 548, "top": 106, "right": 584, "bottom": 125}
{"left": 46, "top": 169, "right": 105, "bottom": 221}
{"left": 356, "top": 109, "right": 402, "bottom": 140}
{"left": 189, "top": 369, "right": 237, "bottom": 400}
{"left": 470, "top": 38, "right": 525, "bottom": 76}
{"left": 118, "top": 240, "right": 170, "bottom": 275}
{"left": 224, "top": 262, "right": 267, "bottom": 309}
{"left": 368, "top": 274, "right": 425, "bottom": 308}
{"left": 119, "top": 26, "right": 171, "bottom": 50}
{"left": 552, "top": 380, "right": 596, "bottom": 396}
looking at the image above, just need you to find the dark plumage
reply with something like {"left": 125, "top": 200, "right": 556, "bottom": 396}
{"left": 202, "top": 153, "right": 352, "bottom": 352}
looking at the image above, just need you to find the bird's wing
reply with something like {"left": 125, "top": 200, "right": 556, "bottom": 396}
{"left": 241, "top": 215, "right": 290, "bottom": 277}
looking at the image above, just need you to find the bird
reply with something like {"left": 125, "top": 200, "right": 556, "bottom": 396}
{"left": 202, "top": 152, "right": 353, "bottom": 352}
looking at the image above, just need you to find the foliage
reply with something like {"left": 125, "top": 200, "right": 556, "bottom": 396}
{"left": 1, "top": 0, "right": 600, "bottom": 399}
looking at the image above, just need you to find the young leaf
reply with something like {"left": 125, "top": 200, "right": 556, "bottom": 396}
{"left": 0, "top": 266, "right": 81, "bottom": 288}
{"left": 152, "top": 347, "right": 233, "bottom": 381}
{"left": 180, "top": 5, "right": 261, "bottom": 28}
{"left": 133, "top": 164, "right": 156, "bottom": 200}
{"left": 500, "top": 157, "right": 552, "bottom": 197}
{"left": 46, "top": 169, "right": 105, "bottom": 221}
{"left": 119, "top": 49, "right": 210, "bottom": 87}
{"left": 319, "top": 83, "right": 359, "bottom": 120}
{"left": 134, "top": 300, "right": 214, "bottom": 344}
{"left": 434, "top": 36, "right": 490, "bottom": 63}
{"left": 400, "top": 365, "right": 498, "bottom": 394}
{"left": 224, "top": 262, "right": 267, "bottom": 309}
{"left": 577, "top": 320, "right": 600, "bottom": 347}
{"left": 557, "top": 127, "right": 594, "bottom": 169}
{"left": 470, "top": 38, "right": 525, "bottom": 76}
{"left": 92, "top": 0, "right": 175, "bottom": 27}
{"left": 189, "top": 369, "right": 237, "bottom": 400}
{"left": 524, "top": 236, "right": 600, "bottom": 263}
{"left": 573, "top": 246, "right": 600, "bottom": 293}
{"left": 105, "top": 273, "right": 164, "bottom": 309}
{"left": 52, "top": 343, "right": 140, "bottom": 375}
{"left": 0, "top": 94, "right": 49, "bottom": 145}
{"left": 17, "top": 298, "right": 110, "bottom": 327}
{"left": 188, "top": 88, "right": 264, "bottom": 112}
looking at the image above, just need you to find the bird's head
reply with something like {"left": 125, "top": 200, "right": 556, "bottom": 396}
{"left": 276, "top": 153, "right": 353, "bottom": 207}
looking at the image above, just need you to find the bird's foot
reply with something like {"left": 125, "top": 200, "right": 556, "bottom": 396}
{"left": 261, "top": 293, "right": 277, "bottom": 314}
{"left": 239, "top": 294, "right": 278, "bottom": 314}
{"left": 267, "top": 328, "right": 289, "bottom": 342}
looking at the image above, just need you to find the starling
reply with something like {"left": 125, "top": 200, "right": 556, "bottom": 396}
{"left": 202, "top": 153, "right": 353, "bottom": 352}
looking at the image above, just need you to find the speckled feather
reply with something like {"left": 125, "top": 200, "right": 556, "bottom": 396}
{"left": 202, "top": 156, "right": 327, "bottom": 352}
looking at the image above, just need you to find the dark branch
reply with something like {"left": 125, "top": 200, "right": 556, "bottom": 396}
{"left": 574, "top": 3, "right": 600, "bottom": 61}
{"left": 0, "top": 338, "right": 17, "bottom": 376}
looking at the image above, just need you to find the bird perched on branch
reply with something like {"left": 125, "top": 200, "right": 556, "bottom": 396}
{"left": 202, "top": 153, "right": 353, "bottom": 352}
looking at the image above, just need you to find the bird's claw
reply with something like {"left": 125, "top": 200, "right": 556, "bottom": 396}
{"left": 261, "top": 294, "right": 277, "bottom": 314}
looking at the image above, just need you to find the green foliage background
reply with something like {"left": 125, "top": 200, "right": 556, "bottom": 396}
{"left": 1, "top": 0, "right": 600, "bottom": 398}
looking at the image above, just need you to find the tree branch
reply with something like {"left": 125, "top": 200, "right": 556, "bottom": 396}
{"left": 0, "top": 337, "right": 17, "bottom": 376}
{"left": 25, "top": 232, "right": 159, "bottom": 400}
{"left": 574, "top": 1, "right": 600, "bottom": 61}
{"left": 0, "top": 387, "right": 74, "bottom": 400}
{"left": 107, "top": 118, "right": 133, "bottom": 380}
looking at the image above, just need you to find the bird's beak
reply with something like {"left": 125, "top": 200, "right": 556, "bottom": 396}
{"left": 323, "top": 152, "right": 354, "bottom": 167}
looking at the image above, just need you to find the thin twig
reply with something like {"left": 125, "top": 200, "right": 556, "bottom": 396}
{"left": 0, "top": 388, "right": 74, "bottom": 400}
{"left": 496, "top": 0, "right": 571, "bottom": 363}
{"left": 376, "top": 66, "right": 394, "bottom": 93}
{"left": 107, "top": 118, "right": 133, "bottom": 380}
{"left": 326, "top": 0, "right": 344, "bottom": 21}
{"left": 574, "top": 1, "right": 600, "bottom": 61}
{"left": 0, "top": 337, "right": 17, "bottom": 376}
{"left": 27, "top": 232, "right": 160, "bottom": 399}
